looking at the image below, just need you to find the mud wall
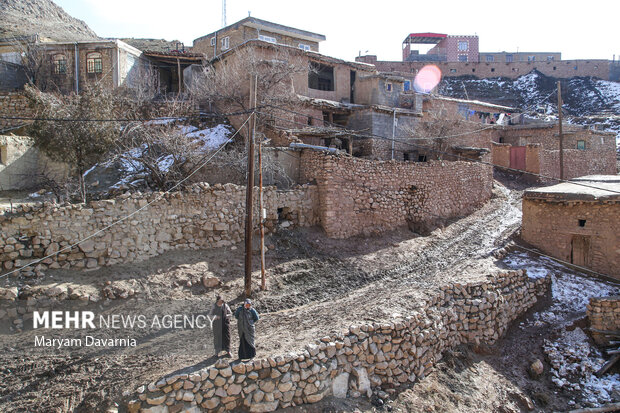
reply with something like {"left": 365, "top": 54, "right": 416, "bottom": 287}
{"left": 588, "top": 296, "right": 620, "bottom": 346}
{"left": 0, "top": 91, "right": 33, "bottom": 130}
{"left": 521, "top": 197, "right": 620, "bottom": 278}
{"left": 300, "top": 150, "right": 492, "bottom": 238}
{"left": 127, "top": 270, "right": 550, "bottom": 412}
{"left": 0, "top": 183, "right": 319, "bottom": 273}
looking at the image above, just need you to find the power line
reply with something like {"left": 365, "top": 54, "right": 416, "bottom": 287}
{"left": 0, "top": 112, "right": 254, "bottom": 279}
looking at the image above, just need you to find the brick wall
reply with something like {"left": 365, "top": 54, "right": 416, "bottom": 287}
{"left": 357, "top": 58, "right": 611, "bottom": 80}
{"left": 0, "top": 183, "right": 319, "bottom": 273}
{"left": 0, "top": 61, "right": 28, "bottom": 91}
{"left": 126, "top": 270, "right": 549, "bottom": 412}
{"left": 587, "top": 296, "right": 620, "bottom": 345}
{"left": 300, "top": 150, "right": 493, "bottom": 238}
{"left": 521, "top": 197, "right": 620, "bottom": 278}
{"left": 539, "top": 149, "right": 617, "bottom": 181}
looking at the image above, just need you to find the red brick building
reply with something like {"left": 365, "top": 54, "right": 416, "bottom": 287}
{"left": 402, "top": 33, "right": 479, "bottom": 63}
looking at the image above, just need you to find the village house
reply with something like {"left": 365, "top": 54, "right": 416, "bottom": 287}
{"left": 192, "top": 16, "right": 326, "bottom": 59}
{"left": 521, "top": 175, "right": 620, "bottom": 278}
{"left": 491, "top": 123, "right": 617, "bottom": 181}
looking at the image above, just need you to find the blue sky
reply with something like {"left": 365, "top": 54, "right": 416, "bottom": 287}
{"left": 54, "top": 0, "right": 619, "bottom": 62}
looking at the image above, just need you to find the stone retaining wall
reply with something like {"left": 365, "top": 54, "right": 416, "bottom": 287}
{"left": 0, "top": 183, "right": 319, "bottom": 273}
{"left": 128, "top": 270, "right": 550, "bottom": 412}
{"left": 300, "top": 150, "right": 492, "bottom": 238}
{"left": 0, "top": 91, "right": 33, "bottom": 130}
{"left": 587, "top": 296, "right": 620, "bottom": 346}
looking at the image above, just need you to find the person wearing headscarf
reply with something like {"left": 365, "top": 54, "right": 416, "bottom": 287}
{"left": 234, "top": 298, "right": 259, "bottom": 360}
{"left": 210, "top": 295, "right": 232, "bottom": 358}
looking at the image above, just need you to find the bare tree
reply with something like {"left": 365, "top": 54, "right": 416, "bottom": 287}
{"left": 25, "top": 84, "right": 120, "bottom": 202}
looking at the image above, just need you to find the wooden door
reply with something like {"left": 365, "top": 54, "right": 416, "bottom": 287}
{"left": 571, "top": 235, "right": 591, "bottom": 267}
{"left": 510, "top": 146, "right": 526, "bottom": 170}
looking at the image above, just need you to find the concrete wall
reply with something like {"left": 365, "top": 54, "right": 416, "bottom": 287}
{"left": 356, "top": 57, "right": 611, "bottom": 80}
{"left": 0, "top": 183, "right": 319, "bottom": 273}
{"left": 521, "top": 197, "right": 620, "bottom": 278}
{"left": 587, "top": 296, "right": 620, "bottom": 345}
{"left": 0, "top": 135, "right": 67, "bottom": 190}
{"left": 126, "top": 270, "right": 549, "bottom": 412}
{"left": 299, "top": 150, "right": 493, "bottom": 239}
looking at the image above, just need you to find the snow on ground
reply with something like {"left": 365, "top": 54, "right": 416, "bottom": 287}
{"left": 593, "top": 80, "right": 620, "bottom": 113}
{"left": 544, "top": 328, "right": 620, "bottom": 407}
{"left": 504, "top": 251, "right": 620, "bottom": 326}
{"left": 504, "top": 250, "right": 620, "bottom": 407}
{"left": 185, "top": 124, "right": 233, "bottom": 150}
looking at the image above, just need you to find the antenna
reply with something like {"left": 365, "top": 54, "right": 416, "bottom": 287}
{"left": 222, "top": 0, "right": 227, "bottom": 27}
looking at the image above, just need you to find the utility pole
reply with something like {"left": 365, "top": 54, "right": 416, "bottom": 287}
{"left": 244, "top": 75, "right": 258, "bottom": 298}
{"left": 557, "top": 81, "right": 564, "bottom": 181}
{"left": 258, "top": 135, "right": 266, "bottom": 291}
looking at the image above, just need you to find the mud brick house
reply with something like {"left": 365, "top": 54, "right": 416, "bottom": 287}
{"left": 193, "top": 16, "right": 326, "bottom": 59}
{"left": 521, "top": 175, "right": 620, "bottom": 279}
{"left": 491, "top": 123, "right": 616, "bottom": 181}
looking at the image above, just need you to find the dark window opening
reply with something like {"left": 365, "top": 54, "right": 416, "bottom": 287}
{"left": 52, "top": 54, "right": 67, "bottom": 74}
{"left": 450, "top": 68, "right": 457, "bottom": 73}
{"left": 332, "top": 114, "right": 349, "bottom": 126}
{"left": 307, "top": 116, "right": 312, "bottom": 126}
{"left": 499, "top": 137, "right": 504, "bottom": 143}
{"left": 417, "top": 155, "right": 427, "bottom": 162}
{"left": 350, "top": 70, "right": 356, "bottom": 103}
{"left": 553, "top": 66, "right": 557, "bottom": 70}
{"left": 491, "top": 68, "right": 495, "bottom": 72}
{"left": 309, "top": 63, "right": 334, "bottom": 91}
{"left": 403, "top": 152, "right": 410, "bottom": 161}
{"left": 472, "top": 68, "right": 475, "bottom": 73}
{"left": 578, "top": 219, "right": 586, "bottom": 227}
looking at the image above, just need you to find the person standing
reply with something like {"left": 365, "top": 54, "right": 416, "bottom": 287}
{"left": 234, "top": 299, "right": 259, "bottom": 360}
{"left": 210, "top": 295, "right": 232, "bottom": 358}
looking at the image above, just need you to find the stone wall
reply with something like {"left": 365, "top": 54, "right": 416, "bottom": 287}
{"left": 0, "top": 91, "right": 34, "bottom": 130}
{"left": 521, "top": 197, "right": 620, "bottom": 278}
{"left": 127, "top": 270, "right": 550, "bottom": 412}
{"left": 356, "top": 57, "right": 611, "bottom": 80}
{"left": 299, "top": 150, "right": 492, "bottom": 239}
{"left": 0, "top": 183, "right": 319, "bottom": 273}
{"left": 587, "top": 296, "right": 620, "bottom": 346}
{"left": 539, "top": 149, "right": 617, "bottom": 182}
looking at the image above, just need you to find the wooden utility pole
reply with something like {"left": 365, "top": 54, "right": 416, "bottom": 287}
{"left": 244, "top": 75, "right": 258, "bottom": 298}
{"left": 258, "top": 135, "right": 266, "bottom": 291}
{"left": 557, "top": 80, "right": 564, "bottom": 180}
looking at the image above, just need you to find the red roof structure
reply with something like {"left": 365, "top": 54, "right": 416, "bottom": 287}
{"left": 403, "top": 33, "right": 447, "bottom": 44}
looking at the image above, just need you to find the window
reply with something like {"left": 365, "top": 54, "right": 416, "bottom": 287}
{"left": 578, "top": 219, "right": 586, "bottom": 227}
{"left": 505, "top": 54, "right": 513, "bottom": 63}
{"left": 417, "top": 154, "right": 427, "bottom": 162}
{"left": 553, "top": 66, "right": 557, "bottom": 70}
{"left": 491, "top": 68, "right": 495, "bottom": 72}
{"left": 259, "top": 34, "right": 276, "bottom": 43}
{"left": 0, "top": 144, "right": 7, "bottom": 165}
{"left": 458, "top": 54, "right": 468, "bottom": 62}
{"left": 86, "top": 52, "right": 102, "bottom": 73}
{"left": 528, "top": 56, "right": 535, "bottom": 62}
{"left": 298, "top": 43, "right": 311, "bottom": 51}
{"left": 221, "top": 36, "right": 230, "bottom": 50}
{"left": 210, "top": 37, "right": 216, "bottom": 46}
{"left": 386, "top": 82, "right": 393, "bottom": 92}
{"left": 404, "top": 80, "right": 411, "bottom": 91}
{"left": 486, "top": 55, "right": 494, "bottom": 62}
{"left": 547, "top": 56, "right": 555, "bottom": 61}
{"left": 52, "top": 54, "right": 67, "bottom": 74}
{"left": 577, "top": 140, "right": 586, "bottom": 150}
{"left": 308, "top": 63, "right": 334, "bottom": 91}
{"left": 450, "top": 68, "right": 457, "bottom": 73}
{"left": 458, "top": 41, "right": 468, "bottom": 51}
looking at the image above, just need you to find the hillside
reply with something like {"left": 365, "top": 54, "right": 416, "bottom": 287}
{"left": 438, "top": 71, "right": 620, "bottom": 144}
{"left": 0, "top": 0, "right": 97, "bottom": 41}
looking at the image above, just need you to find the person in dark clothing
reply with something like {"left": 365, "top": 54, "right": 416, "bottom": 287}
{"left": 210, "top": 295, "right": 232, "bottom": 358}
{"left": 234, "top": 298, "right": 259, "bottom": 360}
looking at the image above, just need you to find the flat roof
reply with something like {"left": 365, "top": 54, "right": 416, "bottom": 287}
{"left": 403, "top": 33, "right": 447, "bottom": 44}
{"left": 524, "top": 176, "right": 620, "bottom": 201}
{"left": 195, "top": 17, "right": 326, "bottom": 44}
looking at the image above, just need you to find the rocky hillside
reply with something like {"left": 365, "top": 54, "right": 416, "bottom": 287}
{"left": 120, "top": 38, "right": 187, "bottom": 53}
{"left": 0, "top": 0, "right": 98, "bottom": 41}
{"left": 439, "top": 71, "right": 620, "bottom": 145}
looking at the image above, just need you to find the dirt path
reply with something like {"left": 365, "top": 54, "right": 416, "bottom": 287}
{"left": 0, "top": 181, "right": 528, "bottom": 412}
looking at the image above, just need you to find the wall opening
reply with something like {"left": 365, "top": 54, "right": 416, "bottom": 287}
{"left": 309, "top": 63, "right": 334, "bottom": 91}
{"left": 578, "top": 219, "right": 586, "bottom": 227}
